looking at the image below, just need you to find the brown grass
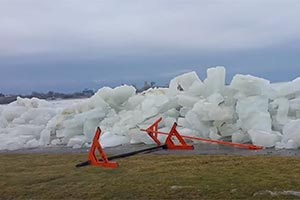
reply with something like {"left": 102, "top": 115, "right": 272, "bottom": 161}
{"left": 1, "top": 154, "right": 300, "bottom": 199}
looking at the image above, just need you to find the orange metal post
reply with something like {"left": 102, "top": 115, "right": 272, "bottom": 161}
{"left": 87, "top": 127, "right": 118, "bottom": 168}
{"left": 165, "top": 122, "right": 194, "bottom": 150}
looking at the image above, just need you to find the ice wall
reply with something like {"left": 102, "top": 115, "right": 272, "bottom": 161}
{"left": 1, "top": 66, "right": 300, "bottom": 150}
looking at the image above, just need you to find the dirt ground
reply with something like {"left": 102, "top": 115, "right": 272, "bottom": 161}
{"left": 1, "top": 142, "right": 300, "bottom": 157}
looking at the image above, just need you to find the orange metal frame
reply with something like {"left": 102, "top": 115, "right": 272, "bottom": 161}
{"left": 165, "top": 122, "right": 194, "bottom": 150}
{"left": 87, "top": 127, "right": 118, "bottom": 168}
{"left": 141, "top": 117, "right": 193, "bottom": 150}
{"left": 141, "top": 117, "right": 263, "bottom": 150}
{"left": 83, "top": 117, "right": 262, "bottom": 169}
{"left": 144, "top": 117, "right": 162, "bottom": 146}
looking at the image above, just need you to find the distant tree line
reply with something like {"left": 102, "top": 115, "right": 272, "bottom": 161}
{"left": 0, "top": 81, "right": 164, "bottom": 105}
{"left": 132, "top": 81, "right": 157, "bottom": 93}
{"left": 0, "top": 88, "right": 95, "bottom": 105}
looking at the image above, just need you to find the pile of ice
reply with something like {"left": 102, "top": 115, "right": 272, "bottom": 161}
{"left": 1, "top": 66, "right": 300, "bottom": 151}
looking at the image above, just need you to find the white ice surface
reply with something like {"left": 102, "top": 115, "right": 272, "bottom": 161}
{"left": 1, "top": 67, "right": 300, "bottom": 150}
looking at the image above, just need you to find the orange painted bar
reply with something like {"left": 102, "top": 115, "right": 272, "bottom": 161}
{"left": 140, "top": 118, "right": 263, "bottom": 150}
{"left": 141, "top": 129, "right": 262, "bottom": 150}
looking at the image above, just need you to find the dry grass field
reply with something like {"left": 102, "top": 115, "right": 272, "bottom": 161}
{"left": 1, "top": 154, "right": 300, "bottom": 199}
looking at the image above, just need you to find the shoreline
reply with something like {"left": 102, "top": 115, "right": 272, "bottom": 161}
{"left": 1, "top": 143, "right": 300, "bottom": 157}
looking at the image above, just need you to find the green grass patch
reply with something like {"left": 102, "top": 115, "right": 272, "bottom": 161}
{"left": 1, "top": 154, "right": 300, "bottom": 199}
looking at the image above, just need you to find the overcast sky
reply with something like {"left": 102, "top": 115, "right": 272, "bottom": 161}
{"left": 1, "top": 0, "right": 300, "bottom": 94}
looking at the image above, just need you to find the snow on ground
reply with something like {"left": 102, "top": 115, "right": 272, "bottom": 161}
{"left": 1, "top": 66, "right": 300, "bottom": 151}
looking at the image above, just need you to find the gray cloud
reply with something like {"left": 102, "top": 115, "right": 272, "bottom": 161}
{"left": 1, "top": 0, "right": 300, "bottom": 58}
{"left": 0, "top": 0, "right": 300, "bottom": 94}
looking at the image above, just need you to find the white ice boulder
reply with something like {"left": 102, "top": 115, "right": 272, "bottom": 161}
{"left": 179, "top": 107, "right": 190, "bottom": 117}
{"left": 232, "top": 131, "right": 250, "bottom": 144}
{"left": 187, "top": 79, "right": 205, "bottom": 97}
{"left": 163, "top": 108, "right": 180, "bottom": 119}
{"left": 184, "top": 110, "right": 211, "bottom": 137}
{"left": 209, "top": 127, "right": 221, "bottom": 140}
{"left": 168, "top": 71, "right": 202, "bottom": 95}
{"left": 271, "top": 98, "right": 290, "bottom": 127}
{"left": 0, "top": 97, "right": 63, "bottom": 150}
{"left": 25, "top": 139, "right": 39, "bottom": 149}
{"left": 285, "top": 140, "right": 299, "bottom": 149}
{"left": 236, "top": 96, "right": 269, "bottom": 118}
{"left": 140, "top": 93, "right": 175, "bottom": 118}
{"left": 116, "top": 110, "right": 146, "bottom": 130}
{"left": 237, "top": 112, "right": 272, "bottom": 133}
{"left": 270, "top": 82, "right": 294, "bottom": 98}
{"left": 39, "top": 128, "right": 51, "bottom": 146}
{"left": 67, "top": 136, "right": 86, "bottom": 148}
{"left": 269, "top": 78, "right": 300, "bottom": 99}
{"left": 292, "top": 77, "right": 300, "bottom": 93}
{"left": 95, "top": 87, "right": 113, "bottom": 102}
{"left": 177, "top": 127, "right": 199, "bottom": 137}
{"left": 94, "top": 85, "right": 136, "bottom": 111}
{"left": 203, "top": 66, "right": 226, "bottom": 96}
{"left": 281, "top": 119, "right": 300, "bottom": 148}
{"left": 0, "top": 135, "right": 25, "bottom": 151}
{"left": 99, "top": 111, "right": 119, "bottom": 130}
{"left": 163, "top": 117, "right": 177, "bottom": 128}
{"left": 100, "top": 131, "right": 130, "bottom": 148}
{"left": 289, "top": 98, "right": 300, "bottom": 118}
{"left": 218, "top": 123, "right": 240, "bottom": 137}
{"left": 52, "top": 106, "right": 109, "bottom": 144}
{"left": 0, "top": 116, "right": 8, "bottom": 128}
{"left": 11, "top": 97, "right": 51, "bottom": 108}
{"left": 6, "top": 124, "right": 45, "bottom": 137}
{"left": 111, "top": 85, "right": 136, "bottom": 106}
{"left": 0, "top": 125, "right": 44, "bottom": 150}
{"left": 177, "top": 94, "right": 199, "bottom": 108}
{"left": 192, "top": 99, "right": 234, "bottom": 121}
{"left": 125, "top": 95, "right": 145, "bottom": 110}
{"left": 248, "top": 129, "right": 281, "bottom": 147}
{"left": 230, "top": 74, "right": 270, "bottom": 98}
{"left": 1, "top": 106, "right": 27, "bottom": 122}
{"left": 236, "top": 96, "right": 272, "bottom": 132}
{"left": 207, "top": 93, "right": 225, "bottom": 105}
{"left": 13, "top": 107, "right": 56, "bottom": 125}
{"left": 276, "top": 139, "right": 299, "bottom": 149}
{"left": 129, "top": 128, "right": 153, "bottom": 144}
{"left": 83, "top": 119, "right": 101, "bottom": 142}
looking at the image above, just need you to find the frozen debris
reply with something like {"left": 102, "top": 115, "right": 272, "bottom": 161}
{"left": 253, "top": 190, "right": 300, "bottom": 197}
{"left": 248, "top": 130, "right": 281, "bottom": 147}
{"left": 67, "top": 136, "right": 86, "bottom": 148}
{"left": 281, "top": 119, "right": 300, "bottom": 148}
{"left": 168, "top": 71, "right": 202, "bottom": 96}
{"left": 230, "top": 74, "right": 270, "bottom": 98}
{"left": 1, "top": 66, "right": 300, "bottom": 150}
{"left": 236, "top": 96, "right": 272, "bottom": 132}
{"left": 204, "top": 66, "right": 226, "bottom": 96}
{"left": 170, "top": 185, "right": 193, "bottom": 190}
{"left": 232, "top": 131, "right": 250, "bottom": 144}
{"left": 99, "top": 132, "right": 130, "bottom": 148}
